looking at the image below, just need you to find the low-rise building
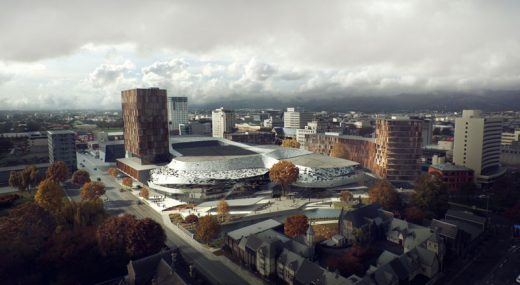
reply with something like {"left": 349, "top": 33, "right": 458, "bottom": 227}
{"left": 224, "top": 132, "right": 275, "bottom": 145}
{"left": 428, "top": 163, "right": 474, "bottom": 192}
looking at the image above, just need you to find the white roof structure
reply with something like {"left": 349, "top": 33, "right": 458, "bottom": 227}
{"left": 150, "top": 137, "right": 364, "bottom": 189}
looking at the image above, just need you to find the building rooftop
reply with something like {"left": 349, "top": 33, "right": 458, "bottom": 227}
{"left": 430, "top": 163, "right": 472, "bottom": 172}
{"left": 227, "top": 219, "right": 282, "bottom": 240}
{"left": 47, "top": 130, "right": 75, "bottom": 135}
{"left": 287, "top": 153, "right": 359, "bottom": 169}
{"left": 117, "top": 157, "right": 163, "bottom": 171}
{"left": 196, "top": 197, "right": 265, "bottom": 208}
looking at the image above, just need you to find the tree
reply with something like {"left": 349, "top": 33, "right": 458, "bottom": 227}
{"left": 326, "top": 245, "right": 372, "bottom": 277}
{"left": 284, "top": 214, "right": 309, "bottom": 238}
{"left": 8, "top": 171, "right": 25, "bottom": 191}
{"left": 107, "top": 167, "right": 118, "bottom": 177}
{"left": 404, "top": 206, "right": 425, "bottom": 225}
{"left": 195, "top": 215, "right": 220, "bottom": 242}
{"left": 34, "top": 179, "right": 65, "bottom": 214}
{"left": 217, "top": 199, "right": 230, "bottom": 222}
{"left": 122, "top": 177, "right": 133, "bottom": 188}
{"left": 126, "top": 218, "right": 166, "bottom": 259}
{"left": 139, "top": 187, "right": 149, "bottom": 200}
{"left": 330, "top": 143, "right": 349, "bottom": 159}
{"left": 185, "top": 214, "right": 199, "bottom": 224}
{"left": 413, "top": 173, "right": 449, "bottom": 218}
{"left": 58, "top": 199, "right": 106, "bottom": 230}
{"left": 21, "top": 165, "right": 39, "bottom": 191}
{"left": 72, "top": 169, "right": 91, "bottom": 186}
{"left": 169, "top": 213, "right": 184, "bottom": 225}
{"left": 368, "top": 180, "right": 401, "bottom": 212}
{"left": 281, "top": 138, "right": 300, "bottom": 149}
{"left": 269, "top": 160, "right": 299, "bottom": 196}
{"left": 46, "top": 161, "right": 70, "bottom": 182}
{"left": 97, "top": 214, "right": 137, "bottom": 257}
{"left": 80, "top": 181, "right": 106, "bottom": 201}
{"left": 340, "top": 191, "right": 353, "bottom": 202}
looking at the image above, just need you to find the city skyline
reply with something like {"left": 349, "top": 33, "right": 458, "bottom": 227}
{"left": 0, "top": 1, "right": 519, "bottom": 110}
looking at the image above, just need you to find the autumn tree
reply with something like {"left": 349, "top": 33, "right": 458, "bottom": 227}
{"left": 404, "top": 206, "right": 425, "bottom": 225}
{"left": 46, "top": 161, "right": 70, "bottom": 182}
{"left": 122, "top": 177, "right": 133, "bottom": 188}
{"left": 97, "top": 214, "right": 137, "bottom": 257}
{"left": 58, "top": 199, "right": 106, "bottom": 230}
{"left": 368, "top": 180, "right": 401, "bottom": 212}
{"left": 284, "top": 214, "right": 309, "bottom": 238}
{"left": 80, "top": 181, "right": 106, "bottom": 201}
{"left": 413, "top": 173, "right": 449, "bottom": 218}
{"left": 139, "top": 187, "right": 149, "bottom": 200}
{"left": 330, "top": 143, "right": 349, "bottom": 159}
{"left": 185, "top": 214, "right": 199, "bottom": 224}
{"left": 195, "top": 215, "right": 220, "bottom": 242}
{"left": 34, "top": 178, "right": 65, "bottom": 214}
{"left": 169, "top": 213, "right": 184, "bottom": 224}
{"left": 217, "top": 199, "right": 230, "bottom": 222}
{"left": 326, "top": 245, "right": 373, "bottom": 277}
{"left": 281, "top": 138, "right": 300, "bottom": 149}
{"left": 72, "top": 169, "right": 91, "bottom": 186}
{"left": 107, "top": 167, "right": 118, "bottom": 177}
{"left": 126, "top": 218, "right": 166, "bottom": 259}
{"left": 8, "top": 171, "right": 24, "bottom": 191}
{"left": 269, "top": 160, "right": 299, "bottom": 196}
{"left": 340, "top": 191, "right": 353, "bottom": 202}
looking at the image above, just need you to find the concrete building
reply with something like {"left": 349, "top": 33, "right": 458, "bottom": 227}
{"left": 428, "top": 163, "right": 474, "bottom": 193}
{"left": 422, "top": 119, "right": 433, "bottom": 147}
{"left": 121, "top": 88, "right": 170, "bottom": 164}
{"left": 501, "top": 129, "right": 520, "bottom": 145}
{"left": 212, "top": 107, "right": 235, "bottom": 138}
{"left": 283, "top": 107, "right": 313, "bottom": 129}
{"left": 224, "top": 132, "right": 275, "bottom": 145}
{"left": 47, "top": 130, "right": 77, "bottom": 173}
{"left": 453, "top": 110, "right": 504, "bottom": 183}
{"left": 375, "top": 118, "right": 423, "bottom": 182}
{"left": 501, "top": 141, "right": 520, "bottom": 166}
{"left": 167, "top": 96, "right": 188, "bottom": 135}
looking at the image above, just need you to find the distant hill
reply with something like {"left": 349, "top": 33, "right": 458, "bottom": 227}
{"left": 191, "top": 90, "right": 520, "bottom": 112}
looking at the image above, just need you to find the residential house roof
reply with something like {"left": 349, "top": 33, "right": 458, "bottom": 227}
{"left": 445, "top": 209, "right": 487, "bottom": 227}
{"left": 443, "top": 218, "right": 483, "bottom": 241}
{"left": 343, "top": 204, "right": 384, "bottom": 228}
{"left": 430, "top": 219, "right": 459, "bottom": 240}
{"left": 294, "top": 259, "right": 324, "bottom": 285}
{"left": 227, "top": 219, "right": 282, "bottom": 240}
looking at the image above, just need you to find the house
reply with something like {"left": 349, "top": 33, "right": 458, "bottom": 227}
{"left": 225, "top": 219, "right": 282, "bottom": 258}
{"left": 126, "top": 249, "right": 187, "bottom": 285}
{"left": 338, "top": 204, "right": 392, "bottom": 244}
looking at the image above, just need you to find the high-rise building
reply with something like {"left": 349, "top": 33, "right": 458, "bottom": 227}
{"left": 453, "top": 110, "right": 504, "bottom": 183}
{"left": 167, "top": 97, "right": 188, "bottom": 135}
{"left": 212, "top": 107, "right": 235, "bottom": 138}
{"left": 283, "top": 107, "right": 313, "bottom": 129}
{"left": 121, "top": 88, "right": 170, "bottom": 164}
{"left": 47, "top": 130, "right": 77, "bottom": 173}
{"left": 421, "top": 119, "right": 433, "bottom": 147}
{"left": 375, "top": 118, "right": 423, "bottom": 182}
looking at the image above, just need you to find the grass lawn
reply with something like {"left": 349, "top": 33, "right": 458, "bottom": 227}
{"left": 0, "top": 191, "right": 34, "bottom": 216}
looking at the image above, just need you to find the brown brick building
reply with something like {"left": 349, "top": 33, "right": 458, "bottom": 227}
{"left": 428, "top": 163, "right": 474, "bottom": 193}
{"left": 121, "top": 88, "right": 170, "bottom": 164}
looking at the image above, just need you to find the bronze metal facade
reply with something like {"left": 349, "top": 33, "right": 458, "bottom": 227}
{"left": 375, "top": 119, "right": 423, "bottom": 181}
{"left": 121, "top": 88, "right": 170, "bottom": 164}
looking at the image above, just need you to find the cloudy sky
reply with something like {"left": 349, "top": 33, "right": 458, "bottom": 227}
{"left": 0, "top": 0, "right": 519, "bottom": 110}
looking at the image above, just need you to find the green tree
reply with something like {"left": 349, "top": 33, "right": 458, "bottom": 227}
{"left": 368, "top": 180, "right": 401, "bottom": 212}
{"left": 46, "top": 161, "right": 70, "bottom": 182}
{"left": 413, "top": 173, "right": 449, "bottom": 218}
{"left": 269, "top": 160, "right": 299, "bottom": 196}
{"left": 34, "top": 179, "right": 65, "bottom": 214}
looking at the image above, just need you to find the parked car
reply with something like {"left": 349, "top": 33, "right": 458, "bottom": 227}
{"left": 96, "top": 177, "right": 101, "bottom": 182}
{"left": 93, "top": 167, "right": 98, "bottom": 171}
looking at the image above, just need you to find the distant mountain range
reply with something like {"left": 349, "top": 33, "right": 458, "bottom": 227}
{"left": 191, "top": 90, "right": 520, "bottom": 112}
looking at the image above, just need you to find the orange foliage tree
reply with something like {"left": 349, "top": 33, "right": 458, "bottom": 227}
{"left": 269, "top": 160, "right": 299, "bottom": 196}
{"left": 72, "top": 170, "right": 91, "bottom": 186}
{"left": 126, "top": 218, "right": 166, "bottom": 259}
{"left": 340, "top": 191, "right": 353, "bottom": 202}
{"left": 97, "top": 214, "right": 137, "bottom": 257}
{"left": 122, "top": 177, "right": 133, "bottom": 188}
{"left": 195, "top": 215, "right": 220, "bottom": 242}
{"left": 34, "top": 178, "right": 65, "bottom": 214}
{"left": 281, "top": 138, "right": 300, "bottom": 149}
{"left": 217, "top": 199, "right": 230, "bottom": 222}
{"left": 139, "top": 187, "right": 150, "bottom": 199}
{"left": 284, "top": 214, "right": 309, "bottom": 238}
{"left": 185, "top": 214, "right": 199, "bottom": 224}
{"left": 107, "top": 167, "right": 118, "bottom": 177}
{"left": 80, "top": 181, "right": 106, "bottom": 201}
{"left": 404, "top": 206, "right": 425, "bottom": 225}
{"left": 368, "top": 180, "right": 401, "bottom": 212}
{"left": 46, "top": 161, "right": 70, "bottom": 182}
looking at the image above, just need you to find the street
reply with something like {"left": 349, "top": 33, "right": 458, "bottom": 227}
{"left": 73, "top": 152, "right": 265, "bottom": 285}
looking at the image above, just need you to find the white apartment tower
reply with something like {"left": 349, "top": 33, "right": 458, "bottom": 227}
{"left": 284, "top": 107, "right": 313, "bottom": 129}
{"left": 453, "top": 110, "right": 504, "bottom": 183}
{"left": 212, "top": 108, "right": 235, "bottom": 138}
{"left": 167, "top": 97, "right": 188, "bottom": 135}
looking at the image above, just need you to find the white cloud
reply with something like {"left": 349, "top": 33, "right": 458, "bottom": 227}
{"left": 88, "top": 60, "right": 135, "bottom": 88}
